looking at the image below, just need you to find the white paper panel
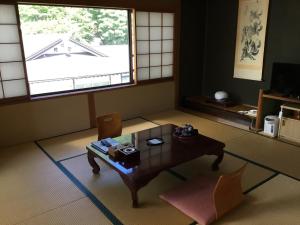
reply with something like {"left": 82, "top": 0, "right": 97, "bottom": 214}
{"left": 137, "top": 41, "right": 149, "bottom": 54}
{"left": 0, "top": 62, "right": 25, "bottom": 80}
{"left": 0, "top": 83, "right": 3, "bottom": 99}
{"left": 0, "top": 5, "right": 17, "bottom": 24}
{"left": 0, "top": 44, "right": 22, "bottom": 62}
{"left": 0, "top": 25, "right": 19, "bottom": 43}
{"left": 162, "top": 53, "right": 173, "bottom": 65}
{"left": 150, "top": 41, "right": 161, "bottom": 53}
{"left": 137, "top": 68, "right": 149, "bottom": 80}
{"left": 137, "top": 54, "right": 149, "bottom": 67}
{"left": 136, "top": 12, "right": 148, "bottom": 26}
{"left": 163, "top": 13, "right": 174, "bottom": 26}
{"left": 162, "top": 65, "right": 173, "bottom": 77}
{"left": 150, "top": 27, "right": 161, "bottom": 40}
{"left": 162, "top": 40, "right": 173, "bottom": 52}
{"left": 150, "top": 54, "right": 161, "bottom": 66}
{"left": 136, "top": 27, "right": 149, "bottom": 40}
{"left": 163, "top": 27, "right": 174, "bottom": 39}
{"left": 3, "top": 79, "right": 27, "bottom": 97}
{"left": 150, "top": 12, "right": 161, "bottom": 26}
{"left": 150, "top": 66, "right": 161, "bottom": 79}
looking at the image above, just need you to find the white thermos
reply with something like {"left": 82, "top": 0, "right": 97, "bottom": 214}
{"left": 264, "top": 115, "right": 279, "bottom": 137}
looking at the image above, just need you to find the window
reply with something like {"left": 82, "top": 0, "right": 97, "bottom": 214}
{"left": 0, "top": 4, "right": 176, "bottom": 102}
{"left": 136, "top": 11, "right": 174, "bottom": 81}
{"left": 18, "top": 5, "right": 132, "bottom": 96}
{"left": 0, "top": 4, "right": 28, "bottom": 99}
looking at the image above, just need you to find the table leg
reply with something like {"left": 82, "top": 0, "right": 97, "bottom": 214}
{"left": 131, "top": 189, "right": 138, "bottom": 208}
{"left": 119, "top": 175, "right": 140, "bottom": 207}
{"left": 212, "top": 151, "right": 224, "bottom": 171}
{"left": 119, "top": 172, "right": 160, "bottom": 208}
{"left": 87, "top": 151, "right": 100, "bottom": 174}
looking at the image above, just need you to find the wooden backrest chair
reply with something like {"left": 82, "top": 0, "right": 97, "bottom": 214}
{"left": 213, "top": 164, "right": 247, "bottom": 219}
{"left": 160, "top": 164, "right": 247, "bottom": 225}
{"left": 96, "top": 112, "right": 122, "bottom": 140}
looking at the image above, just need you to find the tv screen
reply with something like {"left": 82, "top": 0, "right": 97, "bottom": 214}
{"left": 271, "top": 62, "right": 300, "bottom": 97}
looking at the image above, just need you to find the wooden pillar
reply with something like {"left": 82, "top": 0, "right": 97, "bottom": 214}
{"left": 255, "top": 89, "right": 264, "bottom": 130}
{"left": 88, "top": 93, "right": 97, "bottom": 128}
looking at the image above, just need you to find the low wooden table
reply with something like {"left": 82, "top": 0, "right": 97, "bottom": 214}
{"left": 86, "top": 124, "right": 225, "bottom": 207}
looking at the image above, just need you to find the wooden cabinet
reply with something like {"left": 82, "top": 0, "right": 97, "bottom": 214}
{"left": 278, "top": 104, "right": 300, "bottom": 143}
{"left": 255, "top": 89, "right": 300, "bottom": 130}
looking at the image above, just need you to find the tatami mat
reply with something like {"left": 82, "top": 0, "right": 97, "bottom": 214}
{"left": 38, "top": 118, "right": 158, "bottom": 161}
{"left": 172, "top": 154, "right": 275, "bottom": 192}
{"left": 0, "top": 143, "right": 84, "bottom": 225}
{"left": 213, "top": 175, "right": 300, "bottom": 225}
{"left": 38, "top": 129, "right": 97, "bottom": 161}
{"left": 121, "top": 117, "right": 158, "bottom": 134}
{"left": 2, "top": 110, "right": 300, "bottom": 225}
{"left": 226, "top": 132, "right": 300, "bottom": 179}
{"left": 144, "top": 110, "right": 249, "bottom": 144}
{"left": 60, "top": 154, "right": 277, "bottom": 225}
{"left": 145, "top": 110, "right": 300, "bottom": 179}
{"left": 62, "top": 155, "right": 194, "bottom": 225}
{"left": 18, "top": 198, "right": 112, "bottom": 225}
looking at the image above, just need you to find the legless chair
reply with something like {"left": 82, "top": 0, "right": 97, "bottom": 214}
{"left": 96, "top": 112, "right": 122, "bottom": 140}
{"left": 160, "top": 164, "right": 247, "bottom": 225}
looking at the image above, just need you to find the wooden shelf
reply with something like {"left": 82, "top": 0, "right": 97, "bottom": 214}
{"left": 184, "top": 96, "right": 256, "bottom": 126}
{"left": 255, "top": 89, "right": 300, "bottom": 130}
{"left": 263, "top": 92, "right": 300, "bottom": 104}
{"left": 281, "top": 103, "right": 300, "bottom": 112}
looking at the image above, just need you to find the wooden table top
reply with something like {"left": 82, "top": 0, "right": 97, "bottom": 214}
{"left": 87, "top": 124, "right": 225, "bottom": 179}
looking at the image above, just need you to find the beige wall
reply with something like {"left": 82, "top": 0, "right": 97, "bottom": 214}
{"left": 94, "top": 81, "right": 175, "bottom": 119}
{"left": 0, "top": 95, "right": 90, "bottom": 147}
{"left": 0, "top": 81, "right": 175, "bottom": 147}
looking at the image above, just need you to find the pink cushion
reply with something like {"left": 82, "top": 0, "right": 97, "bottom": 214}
{"left": 160, "top": 176, "right": 219, "bottom": 225}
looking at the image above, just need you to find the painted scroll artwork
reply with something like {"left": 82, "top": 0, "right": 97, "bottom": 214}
{"left": 234, "top": 0, "right": 269, "bottom": 81}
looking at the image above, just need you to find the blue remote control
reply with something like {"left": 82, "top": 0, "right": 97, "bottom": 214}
{"left": 101, "top": 139, "right": 111, "bottom": 147}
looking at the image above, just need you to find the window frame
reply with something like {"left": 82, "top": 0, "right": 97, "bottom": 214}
{"left": 18, "top": 4, "right": 134, "bottom": 98}
{"left": 0, "top": 1, "right": 177, "bottom": 106}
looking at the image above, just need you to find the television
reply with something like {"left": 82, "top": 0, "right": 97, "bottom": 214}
{"left": 271, "top": 62, "right": 300, "bottom": 98}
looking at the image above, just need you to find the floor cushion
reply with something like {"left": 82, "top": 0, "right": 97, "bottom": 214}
{"left": 160, "top": 175, "right": 219, "bottom": 225}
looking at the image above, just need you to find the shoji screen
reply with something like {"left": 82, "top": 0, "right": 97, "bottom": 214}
{"left": 136, "top": 11, "right": 174, "bottom": 81}
{"left": 0, "top": 4, "right": 27, "bottom": 99}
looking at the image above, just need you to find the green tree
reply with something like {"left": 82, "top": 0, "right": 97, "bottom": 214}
{"left": 85, "top": 9, "right": 128, "bottom": 45}
{"left": 18, "top": 5, "right": 129, "bottom": 45}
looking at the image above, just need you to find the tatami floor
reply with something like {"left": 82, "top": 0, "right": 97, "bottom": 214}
{"left": 0, "top": 110, "right": 299, "bottom": 225}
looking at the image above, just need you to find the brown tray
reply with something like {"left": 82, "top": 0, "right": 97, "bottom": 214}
{"left": 172, "top": 133, "right": 200, "bottom": 141}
